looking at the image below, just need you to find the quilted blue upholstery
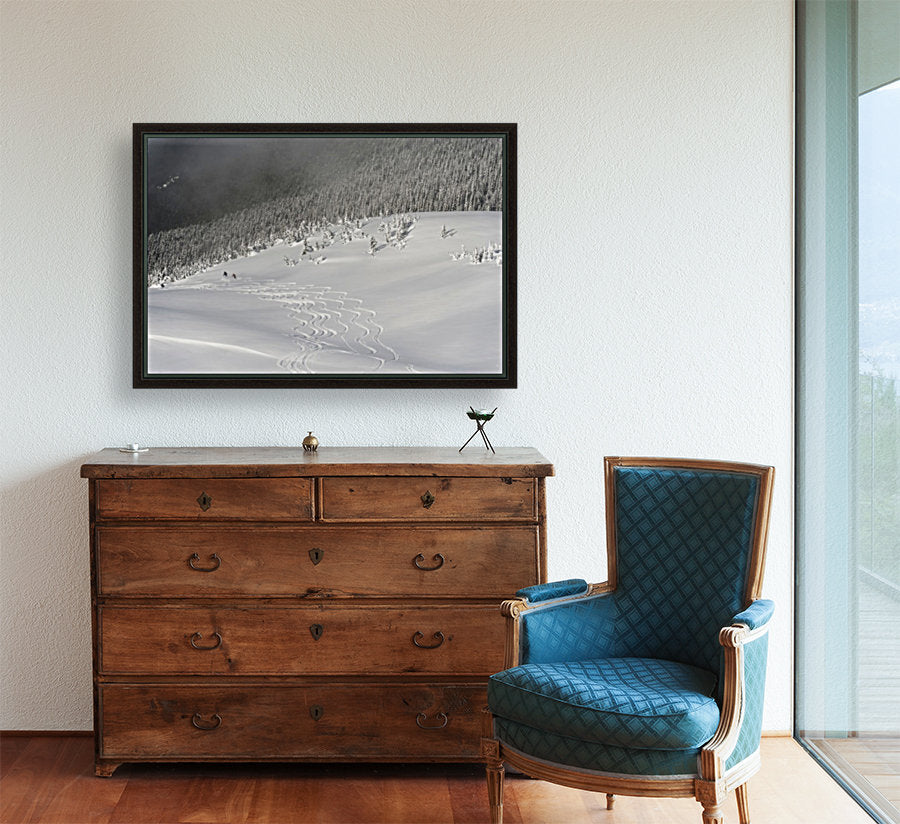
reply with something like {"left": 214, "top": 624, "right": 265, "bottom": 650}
{"left": 517, "top": 468, "right": 761, "bottom": 681}
{"left": 611, "top": 467, "right": 760, "bottom": 677}
{"left": 516, "top": 579, "right": 589, "bottom": 603}
{"left": 726, "top": 628, "right": 770, "bottom": 769}
{"left": 491, "top": 462, "right": 772, "bottom": 786}
{"left": 520, "top": 592, "right": 617, "bottom": 664}
{"left": 489, "top": 658, "right": 719, "bottom": 750}
{"left": 495, "top": 717, "right": 703, "bottom": 776}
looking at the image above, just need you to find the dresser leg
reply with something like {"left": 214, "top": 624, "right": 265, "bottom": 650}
{"left": 94, "top": 760, "right": 121, "bottom": 777}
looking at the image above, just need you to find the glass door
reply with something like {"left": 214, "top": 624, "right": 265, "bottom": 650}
{"left": 796, "top": 2, "right": 900, "bottom": 822}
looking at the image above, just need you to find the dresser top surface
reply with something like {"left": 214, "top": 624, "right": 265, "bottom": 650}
{"left": 80, "top": 446, "right": 554, "bottom": 479}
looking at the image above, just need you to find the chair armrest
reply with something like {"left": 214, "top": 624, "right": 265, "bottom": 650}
{"left": 516, "top": 579, "right": 589, "bottom": 603}
{"left": 500, "top": 581, "right": 615, "bottom": 668}
{"left": 700, "top": 600, "right": 773, "bottom": 781}
{"left": 731, "top": 598, "right": 774, "bottom": 630}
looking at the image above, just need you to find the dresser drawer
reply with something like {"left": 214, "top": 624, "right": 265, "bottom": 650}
{"left": 96, "top": 525, "right": 538, "bottom": 598}
{"left": 321, "top": 477, "right": 536, "bottom": 521}
{"left": 99, "top": 683, "right": 486, "bottom": 761}
{"left": 99, "top": 605, "right": 505, "bottom": 676}
{"left": 95, "top": 478, "right": 314, "bottom": 521}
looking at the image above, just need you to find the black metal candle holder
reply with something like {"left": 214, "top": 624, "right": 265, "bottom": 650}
{"left": 459, "top": 407, "right": 497, "bottom": 453}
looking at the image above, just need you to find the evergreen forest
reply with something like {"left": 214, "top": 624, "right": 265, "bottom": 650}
{"left": 146, "top": 136, "right": 504, "bottom": 284}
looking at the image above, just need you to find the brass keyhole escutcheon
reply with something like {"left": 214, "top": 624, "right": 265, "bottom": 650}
{"left": 310, "top": 623, "right": 324, "bottom": 641}
{"left": 421, "top": 490, "right": 435, "bottom": 509}
{"left": 310, "top": 705, "right": 324, "bottom": 721}
{"left": 309, "top": 548, "right": 324, "bottom": 566}
{"left": 197, "top": 492, "right": 212, "bottom": 511}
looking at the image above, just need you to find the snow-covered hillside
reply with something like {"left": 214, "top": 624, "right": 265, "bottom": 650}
{"left": 147, "top": 211, "right": 503, "bottom": 375}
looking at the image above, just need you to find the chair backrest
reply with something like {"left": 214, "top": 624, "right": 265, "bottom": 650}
{"left": 604, "top": 457, "right": 774, "bottom": 678}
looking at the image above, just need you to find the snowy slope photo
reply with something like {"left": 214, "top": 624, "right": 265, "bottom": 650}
{"left": 135, "top": 127, "right": 515, "bottom": 384}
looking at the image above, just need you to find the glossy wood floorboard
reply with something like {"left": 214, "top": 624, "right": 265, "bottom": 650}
{"left": 809, "top": 737, "right": 900, "bottom": 822}
{"left": 0, "top": 736, "right": 873, "bottom": 823}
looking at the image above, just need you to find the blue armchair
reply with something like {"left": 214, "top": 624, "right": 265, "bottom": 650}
{"left": 482, "top": 457, "right": 775, "bottom": 824}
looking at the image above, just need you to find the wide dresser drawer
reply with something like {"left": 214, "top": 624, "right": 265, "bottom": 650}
{"left": 96, "top": 525, "right": 539, "bottom": 598}
{"left": 99, "top": 605, "right": 505, "bottom": 676}
{"left": 321, "top": 476, "right": 536, "bottom": 521}
{"left": 99, "top": 683, "right": 486, "bottom": 760}
{"left": 95, "top": 478, "right": 314, "bottom": 521}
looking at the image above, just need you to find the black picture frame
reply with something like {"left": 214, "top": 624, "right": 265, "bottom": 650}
{"left": 133, "top": 123, "right": 516, "bottom": 388}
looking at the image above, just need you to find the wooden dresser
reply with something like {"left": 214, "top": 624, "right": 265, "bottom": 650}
{"left": 80, "top": 447, "right": 552, "bottom": 776}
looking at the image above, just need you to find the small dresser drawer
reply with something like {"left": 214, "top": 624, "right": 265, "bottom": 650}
{"left": 96, "top": 525, "right": 539, "bottom": 598}
{"left": 321, "top": 477, "right": 536, "bottom": 522}
{"left": 99, "top": 605, "right": 505, "bottom": 676}
{"left": 95, "top": 478, "right": 314, "bottom": 521}
{"left": 99, "top": 683, "right": 486, "bottom": 761}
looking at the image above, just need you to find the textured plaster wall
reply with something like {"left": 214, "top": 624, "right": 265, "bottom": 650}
{"left": 0, "top": 0, "right": 794, "bottom": 732}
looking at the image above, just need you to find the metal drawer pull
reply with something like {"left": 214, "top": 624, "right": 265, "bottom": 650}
{"left": 189, "top": 631, "right": 222, "bottom": 650}
{"left": 416, "top": 712, "right": 448, "bottom": 730}
{"left": 191, "top": 713, "right": 221, "bottom": 730}
{"left": 188, "top": 553, "right": 221, "bottom": 572}
{"left": 413, "top": 553, "right": 444, "bottom": 571}
{"left": 196, "top": 492, "right": 212, "bottom": 511}
{"left": 412, "top": 630, "right": 445, "bottom": 649}
{"left": 420, "top": 490, "right": 435, "bottom": 509}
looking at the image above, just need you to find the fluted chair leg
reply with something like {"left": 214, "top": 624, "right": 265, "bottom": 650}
{"left": 486, "top": 762, "right": 505, "bottom": 824}
{"left": 700, "top": 801, "right": 725, "bottom": 824}
{"left": 606, "top": 794, "right": 615, "bottom": 809}
{"left": 736, "top": 782, "right": 750, "bottom": 824}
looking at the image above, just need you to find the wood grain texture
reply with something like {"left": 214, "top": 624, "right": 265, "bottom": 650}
{"left": 99, "top": 684, "right": 487, "bottom": 761}
{"left": 98, "top": 604, "right": 505, "bottom": 676}
{"left": 95, "top": 478, "right": 314, "bottom": 521}
{"left": 95, "top": 524, "right": 540, "bottom": 599}
{"left": 0, "top": 736, "right": 126, "bottom": 824}
{"left": 320, "top": 476, "right": 536, "bottom": 521}
{"left": 85, "top": 447, "right": 550, "bottom": 773}
{"left": 0, "top": 736, "right": 874, "bottom": 824}
{"left": 808, "top": 737, "right": 900, "bottom": 820}
{"left": 80, "top": 447, "right": 555, "bottom": 479}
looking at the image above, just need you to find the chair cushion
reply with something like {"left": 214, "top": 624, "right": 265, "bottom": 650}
{"left": 494, "top": 717, "right": 703, "bottom": 777}
{"left": 488, "top": 657, "right": 719, "bottom": 751}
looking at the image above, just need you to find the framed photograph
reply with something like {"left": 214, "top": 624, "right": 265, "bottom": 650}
{"left": 133, "top": 123, "right": 516, "bottom": 388}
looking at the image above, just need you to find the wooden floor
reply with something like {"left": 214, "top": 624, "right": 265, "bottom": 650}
{"left": 810, "top": 737, "right": 899, "bottom": 823}
{"left": 0, "top": 735, "right": 873, "bottom": 824}
{"left": 857, "top": 574, "right": 900, "bottom": 731}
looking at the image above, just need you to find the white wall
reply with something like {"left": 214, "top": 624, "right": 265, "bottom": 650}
{"left": 0, "top": 0, "right": 794, "bottom": 732}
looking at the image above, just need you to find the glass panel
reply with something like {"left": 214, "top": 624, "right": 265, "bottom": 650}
{"left": 797, "top": 2, "right": 900, "bottom": 822}
{"left": 857, "top": 75, "right": 900, "bottom": 734}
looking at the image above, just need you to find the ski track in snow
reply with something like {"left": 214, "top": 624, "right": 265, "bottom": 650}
{"left": 175, "top": 278, "right": 410, "bottom": 374}
{"left": 148, "top": 335, "right": 274, "bottom": 359}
